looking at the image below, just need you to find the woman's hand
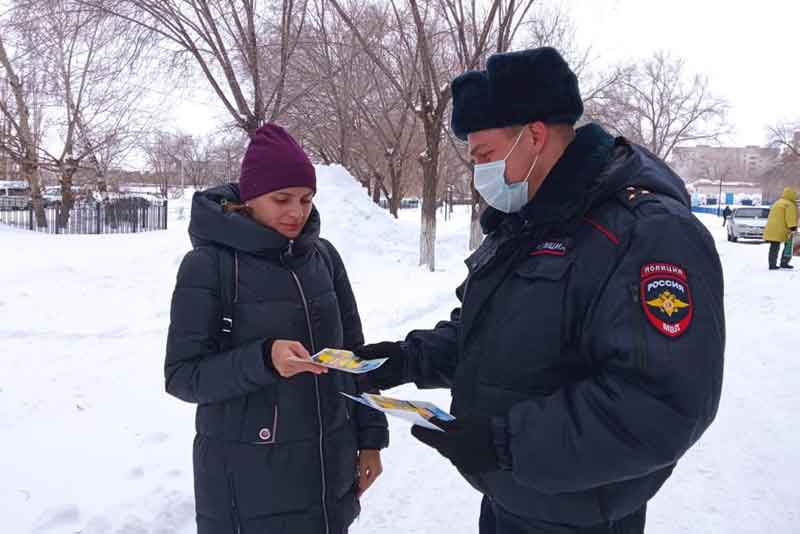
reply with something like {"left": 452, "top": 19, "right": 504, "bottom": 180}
{"left": 357, "top": 449, "right": 383, "bottom": 497}
{"left": 270, "top": 340, "right": 327, "bottom": 378}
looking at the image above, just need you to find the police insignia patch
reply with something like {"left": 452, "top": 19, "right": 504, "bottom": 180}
{"left": 640, "top": 263, "right": 692, "bottom": 338}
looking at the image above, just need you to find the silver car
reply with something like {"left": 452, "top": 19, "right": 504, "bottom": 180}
{"left": 726, "top": 206, "right": 770, "bottom": 242}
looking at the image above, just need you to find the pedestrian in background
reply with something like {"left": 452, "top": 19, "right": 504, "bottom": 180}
{"left": 764, "top": 187, "right": 798, "bottom": 270}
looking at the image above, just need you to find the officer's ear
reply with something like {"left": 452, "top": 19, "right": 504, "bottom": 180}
{"left": 525, "top": 122, "right": 549, "bottom": 152}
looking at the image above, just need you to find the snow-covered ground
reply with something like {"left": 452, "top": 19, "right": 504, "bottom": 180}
{"left": 1, "top": 166, "right": 797, "bottom": 533}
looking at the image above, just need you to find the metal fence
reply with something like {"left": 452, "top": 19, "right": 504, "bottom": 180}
{"left": 0, "top": 198, "right": 168, "bottom": 234}
{"left": 691, "top": 206, "right": 722, "bottom": 216}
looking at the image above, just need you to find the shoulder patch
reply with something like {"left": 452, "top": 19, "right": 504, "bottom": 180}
{"left": 640, "top": 262, "right": 693, "bottom": 338}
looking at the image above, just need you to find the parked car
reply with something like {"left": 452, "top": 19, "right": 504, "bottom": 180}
{"left": 41, "top": 186, "right": 100, "bottom": 208}
{"left": 726, "top": 206, "right": 770, "bottom": 242}
{"left": 41, "top": 186, "right": 64, "bottom": 206}
{"left": 0, "top": 181, "right": 31, "bottom": 210}
{"left": 401, "top": 197, "right": 421, "bottom": 209}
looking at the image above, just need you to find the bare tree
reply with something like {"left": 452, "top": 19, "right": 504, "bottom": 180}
{"left": 203, "top": 130, "right": 247, "bottom": 185}
{"left": 767, "top": 120, "right": 800, "bottom": 158}
{"left": 141, "top": 130, "right": 181, "bottom": 197}
{"left": 0, "top": 15, "right": 47, "bottom": 226}
{"left": 279, "top": 0, "right": 424, "bottom": 218}
{"left": 329, "top": 0, "right": 509, "bottom": 271}
{"left": 588, "top": 51, "right": 729, "bottom": 160}
{"left": 285, "top": 0, "right": 373, "bottom": 168}
{"left": 142, "top": 128, "right": 246, "bottom": 194}
{"left": 13, "top": 0, "right": 156, "bottom": 227}
{"left": 759, "top": 152, "right": 800, "bottom": 202}
{"left": 82, "top": 0, "right": 312, "bottom": 138}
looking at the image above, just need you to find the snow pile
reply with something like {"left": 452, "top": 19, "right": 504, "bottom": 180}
{"left": 315, "top": 165, "right": 422, "bottom": 288}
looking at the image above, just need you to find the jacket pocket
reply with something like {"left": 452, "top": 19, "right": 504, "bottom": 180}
{"left": 229, "top": 439, "right": 320, "bottom": 519}
{"left": 478, "top": 257, "right": 574, "bottom": 390}
{"left": 513, "top": 256, "right": 573, "bottom": 282}
{"left": 225, "top": 387, "right": 279, "bottom": 444}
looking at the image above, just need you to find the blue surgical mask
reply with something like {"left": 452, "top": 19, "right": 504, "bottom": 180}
{"left": 473, "top": 128, "right": 539, "bottom": 213}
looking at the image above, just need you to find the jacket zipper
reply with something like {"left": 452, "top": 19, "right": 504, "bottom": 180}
{"left": 629, "top": 284, "right": 648, "bottom": 369}
{"left": 284, "top": 241, "right": 330, "bottom": 534}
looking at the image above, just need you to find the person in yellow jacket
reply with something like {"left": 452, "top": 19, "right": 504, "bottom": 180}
{"left": 764, "top": 187, "right": 798, "bottom": 269}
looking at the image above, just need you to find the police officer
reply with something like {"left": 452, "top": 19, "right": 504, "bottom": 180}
{"left": 355, "top": 47, "right": 725, "bottom": 534}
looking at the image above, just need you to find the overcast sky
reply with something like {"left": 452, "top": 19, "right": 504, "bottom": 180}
{"left": 567, "top": 0, "right": 799, "bottom": 147}
{"left": 165, "top": 1, "right": 800, "bottom": 150}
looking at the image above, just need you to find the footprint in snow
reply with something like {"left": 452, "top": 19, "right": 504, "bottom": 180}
{"left": 129, "top": 466, "right": 145, "bottom": 479}
{"left": 143, "top": 432, "right": 169, "bottom": 445}
{"left": 151, "top": 492, "right": 195, "bottom": 534}
{"left": 31, "top": 505, "right": 80, "bottom": 533}
{"left": 115, "top": 516, "right": 148, "bottom": 534}
{"left": 82, "top": 516, "right": 113, "bottom": 534}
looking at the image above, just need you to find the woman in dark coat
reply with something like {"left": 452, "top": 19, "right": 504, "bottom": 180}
{"left": 165, "top": 124, "right": 388, "bottom": 534}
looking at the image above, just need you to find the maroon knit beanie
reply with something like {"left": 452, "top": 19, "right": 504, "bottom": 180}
{"left": 239, "top": 123, "right": 316, "bottom": 202}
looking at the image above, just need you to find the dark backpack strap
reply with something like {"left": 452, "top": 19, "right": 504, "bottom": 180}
{"left": 217, "top": 247, "right": 238, "bottom": 351}
{"left": 316, "top": 239, "right": 336, "bottom": 280}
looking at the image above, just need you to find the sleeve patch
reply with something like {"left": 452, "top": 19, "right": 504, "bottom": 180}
{"left": 640, "top": 263, "right": 693, "bottom": 338}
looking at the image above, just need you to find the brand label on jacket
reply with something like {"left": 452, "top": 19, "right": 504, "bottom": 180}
{"left": 531, "top": 239, "right": 569, "bottom": 257}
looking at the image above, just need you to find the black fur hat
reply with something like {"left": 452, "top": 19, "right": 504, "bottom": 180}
{"left": 450, "top": 47, "right": 583, "bottom": 141}
{"left": 450, "top": 70, "right": 504, "bottom": 141}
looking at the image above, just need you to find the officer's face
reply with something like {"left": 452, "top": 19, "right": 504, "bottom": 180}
{"left": 468, "top": 124, "right": 545, "bottom": 186}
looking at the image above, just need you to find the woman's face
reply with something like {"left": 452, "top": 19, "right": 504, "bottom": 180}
{"left": 246, "top": 187, "right": 314, "bottom": 239}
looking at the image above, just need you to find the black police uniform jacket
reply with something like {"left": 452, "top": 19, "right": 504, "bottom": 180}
{"left": 400, "top": 124, "right": 724, "bottom": 526}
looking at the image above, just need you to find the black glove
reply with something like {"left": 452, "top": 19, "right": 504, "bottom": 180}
{"left": 411, "top": 416, "right": 500, "bottom": 475}
{"left": 353, "top": 341, "right": 407, "bottom": 390}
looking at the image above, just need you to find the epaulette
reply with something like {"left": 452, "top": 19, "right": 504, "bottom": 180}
{"left": 616, "top": 186, "right": 664, "bottom": 213}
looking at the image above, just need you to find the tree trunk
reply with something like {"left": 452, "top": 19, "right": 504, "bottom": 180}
{"left": 420, "top": 160, "right": 438, "bottom": 271}
{"left": 372, "top": 181, "right": 381, "bottom": 204}
{"left": 91, "top": 163, "right": 109, "bottom": 202}
{"left": 390, "top": 166, "right": 402, "bottom": 219}
{"left": 0, "top": 36, "right": 45, "bottom": 227}
{"left": 57, "top": 166, "right": 77, "bottom": 229}
{"left": 22, "top": 160, "right": 46, "bottom": 228}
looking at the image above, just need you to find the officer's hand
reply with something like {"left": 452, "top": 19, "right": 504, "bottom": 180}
{"left": 411, "top": 416, "right": 499, "bottom": 475}
{"left": 353, "top": 342, "right": 406, "bottom": 390}
{"left": 270, "top": 340, "right": 327, "bottom": 378}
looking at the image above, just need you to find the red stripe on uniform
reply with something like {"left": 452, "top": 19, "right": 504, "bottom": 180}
{"left": 583, "top": 217, "right": 620, "bottom": 245}
{"left": 530, "top": 249, "right": 566, "bottom": 257}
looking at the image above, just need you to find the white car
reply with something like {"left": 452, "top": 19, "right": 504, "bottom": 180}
{"left": 726, "top": 206, "right": 770, "bottom": 242}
